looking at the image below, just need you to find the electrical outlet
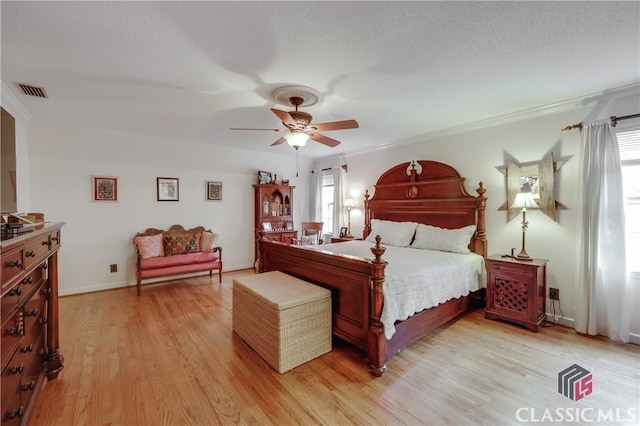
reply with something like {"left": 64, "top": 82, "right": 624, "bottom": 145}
{"left": 549, "top": 287, "right": 559, "bottom": 300}
{"left": 110, "top": 264, "right": 117, "bottom": 273}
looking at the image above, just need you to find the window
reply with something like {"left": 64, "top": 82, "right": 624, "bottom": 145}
{"left": 618, "top": 127, "right": 640, "bottom": 275}
{"left": 321, "top": 170, "right": 334, "bottom": 234}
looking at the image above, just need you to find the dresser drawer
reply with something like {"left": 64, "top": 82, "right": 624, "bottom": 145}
{"left": 1, "top": 314, "right": 23, "bottom": 369}
{"left": 489, "top": 261, "right": 535, "bottom": 277}
{"left": 1, "top": 356, "right": 26, "bottom": 418}
{"left": 1, "top": 284, "right": 21, "bottom": 325}
{"left": 18, "top": 332, "right": 45, "bottom": 415}
{"left": 23, "top": 288, "right": 47, "bottom": 342}
{"left": 19, "top": 265, "right": 45, "bottom": 305}
{"left": 23, "top": 236, "right": 51, "bottom": 270}
{"left": 0, "top": 386, "right": 22, "bottom": 426}
{"left": 1, "top": 249, "right": 24, "bottom": 291}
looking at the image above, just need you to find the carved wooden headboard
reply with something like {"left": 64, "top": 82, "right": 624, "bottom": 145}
{"left": 363, "top": 160, "right": 487, "bottom": 257}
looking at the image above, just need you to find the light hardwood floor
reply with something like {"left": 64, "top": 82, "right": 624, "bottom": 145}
{"left": 29, "top": 270, "right": 639, "bottom": 426}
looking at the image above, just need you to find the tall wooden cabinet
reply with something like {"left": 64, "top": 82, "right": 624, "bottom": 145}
{"left": 253, "top": 184, "right": 297, "bottom": 260}
{"left": 1, "top": 222, "right": 65, "bottom": 425}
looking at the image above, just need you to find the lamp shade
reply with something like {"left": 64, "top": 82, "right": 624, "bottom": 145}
{"left": 283, "top": 131, "right": 309, "bottom": 148}
{"left": 511, "top": 192, "right": 539, "bottom": 210}
{"left": 345, "top": 198, "right": 355, "bottom": 208}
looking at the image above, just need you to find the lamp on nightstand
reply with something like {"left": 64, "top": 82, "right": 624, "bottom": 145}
{"left": 511, "top": 192, "right": 539, "bottom": 260}
{"left": 344, "top": 198, "right": 354, "bottom": 238}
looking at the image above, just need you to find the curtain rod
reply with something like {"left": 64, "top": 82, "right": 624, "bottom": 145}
{"left": 561, "top": 113, "right": 640, "bottom": 131}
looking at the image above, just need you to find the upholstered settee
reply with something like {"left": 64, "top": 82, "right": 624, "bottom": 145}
{"left": 133, "top": 225, "right": 222, "bottom": 295}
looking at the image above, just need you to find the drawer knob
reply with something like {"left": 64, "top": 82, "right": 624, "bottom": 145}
{"left": 8, "top": 260, "right": 23, "bottom": 268}
{"left": 22, "top": 380, "right": 36, "bottom": 391}
{"left": 25, "top": 250, "right": 35, "bottom": 257}
{"left": 21, "top": 344, "right": 34, "bottom": 353}
{"left": 10, "top": 363, "right": 25, "bottom": 374}
{"left": 8, "top": 406, "right": 24, "bottom": 419}
{"left": 39, "top": 263, "right": 48, "bottom": 270}
{"left": 41, "top": 240, "right": 50, "bottom": 246}
{"left": 51, "top": 236, "right": 59, "bottom": 243}
{"left": 9, "top": 287, "right": 22, "bottom": 297}
{"left": 39, "top": 317, "right": 48, "bottom": 324}
{"left": 25, "top": 308, "right": 39, "bottom": 317}
{"left": 9, "top": 326, "right": 24, "bottom": 336}
{"left": 21, "top": 276, "right": 34, "bottom": 285}
{"left": 41, "top": 287, "right": 52, "bottom": 295}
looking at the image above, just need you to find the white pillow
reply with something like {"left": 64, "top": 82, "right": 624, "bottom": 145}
{"left": 300, "top": 235, "right": 318, "bottom": 245}
{"left": 411, "top": 224, "right": 476, "bottom": 254}
{"left": 365, "top": 219, "right": 418, "bottom": 247}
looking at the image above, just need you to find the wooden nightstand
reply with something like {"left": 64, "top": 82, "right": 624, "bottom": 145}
{"left": 330, "top": 236, "right": 361, "bottom": 243}
{"left": 485, "top": 254, "right": 548, "bottom": 332}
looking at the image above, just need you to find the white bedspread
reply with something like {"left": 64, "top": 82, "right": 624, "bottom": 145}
{"left": 309, "top": 240, "right": 486, "bottom": 339}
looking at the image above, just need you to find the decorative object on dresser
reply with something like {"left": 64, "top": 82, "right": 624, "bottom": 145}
{"left": 133, "top": 225, "right": 222, "bottom": 295}
{"left": 485, "top": 254, "right": 548, "bottom": 332}
{"left": 91, "top": 176, "right": 118, "bottom": 202}
{"left": 344, "top": 198, "right": 354, "bottom": 238}
{"left": 156, "top": 177, "right": 179, "bottom": 202}
{"left": 257, "top": 171, "right": 272, "bottom": 185}
{"left": 511, "top": 192, "right": 539, "bottom": 260}
{"left": 1, "top": 222, "right": 65, "bottom": 425}
{"left": 253, "top": 183, "right": 297, "bottom": 261}
{"left": 259, "top": 160, "right": 487, "bottom": 376}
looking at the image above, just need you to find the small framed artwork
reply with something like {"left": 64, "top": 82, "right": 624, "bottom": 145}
{"left": 281, "top": 179, "right": 289, "bottom": 186}
{"left": 206, "top": 181, "right": 222, "bottom": 201}
{"left": 157, "top": 177, "right": 179, "bottom": 202}
{"left": 286, "top": 221, "right": 294, "bottom": 231}
{"left": 339, "top": 227, "right": 348, "bottom": 237}
{"left": 262, "top": 222, "right": 272, "bottom": 231}
{"left": 258, "top": 170, "right": 272, "bottom": 185}
{"left": 92, "top": 176, "right": 118, "bottom": 202}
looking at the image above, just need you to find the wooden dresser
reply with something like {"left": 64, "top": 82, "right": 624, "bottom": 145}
{"left": 253, "top": 184, "right": 297, "bottom": 261}
{"left": 1, "top": 222, "right": 65, "bottom": 425}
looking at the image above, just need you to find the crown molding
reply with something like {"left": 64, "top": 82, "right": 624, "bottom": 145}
{"left": 1, "top": 81, "right": 31, "bottom": 121}
{"left": 339, "top": 82, "right": 640, "bottom": 159}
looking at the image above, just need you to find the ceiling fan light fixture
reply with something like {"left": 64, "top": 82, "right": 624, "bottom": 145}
{"left": 284, "top": 131, "right": 309, "bottom": 148}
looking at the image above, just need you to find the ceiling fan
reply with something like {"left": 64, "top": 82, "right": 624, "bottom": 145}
{"left": 230, "top": 90, "right": 359, "bottom": 150}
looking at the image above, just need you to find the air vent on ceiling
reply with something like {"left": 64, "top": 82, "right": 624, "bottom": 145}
{"left": 16, "top": 83, "right": 48, "bottom": 99}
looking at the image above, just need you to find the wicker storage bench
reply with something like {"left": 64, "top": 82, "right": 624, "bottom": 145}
{"left": 232, "top": 271, "right": 331, "bottom": 373}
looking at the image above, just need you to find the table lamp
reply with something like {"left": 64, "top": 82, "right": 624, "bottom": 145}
{"left": 511, "top": 192, "right": 539, "bottom": 260}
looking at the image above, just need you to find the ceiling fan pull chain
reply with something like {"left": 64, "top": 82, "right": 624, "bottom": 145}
{"left": 296, "top": 149, "right": 299, "bottom": 177}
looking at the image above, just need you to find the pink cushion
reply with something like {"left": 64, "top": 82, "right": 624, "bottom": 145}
{"left": 139, "top": 261, "right": 220, "bottom": 279}
{"left": 140, "top": 252, "right": 220, "bottom": 270}
{"left": 200, "top": 231, "right": 219, "bottom": 252}
{"left": 134, "top": 234, "right": 165, "bottom": 259}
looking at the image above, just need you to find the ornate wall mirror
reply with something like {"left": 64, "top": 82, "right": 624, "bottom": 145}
{"left": 497, "top": 152, "right": 569, "bottom": 221}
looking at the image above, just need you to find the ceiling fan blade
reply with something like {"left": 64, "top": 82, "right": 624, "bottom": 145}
{"left": 310, "top": 119, "right": 359, "bottom": 132}
{"left": 271, "top": 108, "right": 297, "bottom": 127}
{"left": 308, "top": 132, "right": 341, "bottom": 148}
{"left": 230, "top": 127, "right": 282, "bottom": 131}
{"left": 271, "top": 137, "right": 286, "bottom": 146}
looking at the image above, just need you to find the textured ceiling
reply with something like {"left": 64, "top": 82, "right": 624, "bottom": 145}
{"left": 2, "top": 1, "right": 639, "bottom": 158}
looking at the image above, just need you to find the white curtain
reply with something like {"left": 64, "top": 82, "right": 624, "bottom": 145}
{"left": 309, "top": 169, "right": 322, "bottom": 221}
{"left": 332, "top": 166, "right": 347, "bottom": 236}
{"left": 575, "top": 119, "right": 631, "bottom": 342}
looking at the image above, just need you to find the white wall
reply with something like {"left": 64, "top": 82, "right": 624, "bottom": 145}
{"left": 316, "top": 88, "right": 639, "bottom": 341}
{"left": 25, "top": 120, "right": 311, "bottom": 295}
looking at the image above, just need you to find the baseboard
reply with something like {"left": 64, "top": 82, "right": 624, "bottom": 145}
{"left": 59, "top": 263, "right": 254, "bottom": 297}
{"left": 545, "top": 313, "right": 574, "bottom": 329}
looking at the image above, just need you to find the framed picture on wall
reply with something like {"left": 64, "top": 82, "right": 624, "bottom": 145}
{"left": 92, "top": 176, "right": 118, "bottom": 202}
{"left": 157, "top": 177, "right": 179, "bottom": 201}
{"left": 206, "top": 181, "right": 222, "bottom": 201}
{"left": 286, "top": 221, "right": 294, "bottom": 231}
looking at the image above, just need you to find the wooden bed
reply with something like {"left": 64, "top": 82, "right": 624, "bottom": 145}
{"left": 258, "top": 160, "right": 487, "bottom": 376}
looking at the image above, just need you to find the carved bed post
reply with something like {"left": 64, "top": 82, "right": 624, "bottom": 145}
{"left": 363, "top": 190, "right": 371, "bottom": 239}
{"left": 475, "top": 182, "right": 488, "bottom": 257}
{"left": 368, "top": 235, "right": 388, "bottom": 376}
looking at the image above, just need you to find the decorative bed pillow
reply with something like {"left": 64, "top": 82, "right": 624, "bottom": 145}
{"left": 134, "top": 234, "right": 165, "bottom": 259}
{"left": 364, "top": 219, "right": 418, "bottom": 247}
{"left": 164, "top": 233, "right": 199, "bottom": 255}
{"left": 300, "top": 235, "right": 318, "bottom": 245}
{"left": 411, "top": 224, "right": 476, "bottom": 254}
{"left": 199, "top": 231, "right": 219, "bottom": 252}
